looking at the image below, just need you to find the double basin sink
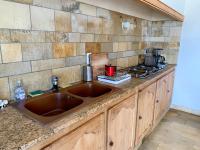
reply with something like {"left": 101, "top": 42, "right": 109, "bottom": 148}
{"left": 14, "top": 82, "right": 119, "bottom": 124}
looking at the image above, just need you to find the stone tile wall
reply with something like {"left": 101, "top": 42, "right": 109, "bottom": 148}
{"left": 0, "top": 0, "right": 182, "bottom": 101}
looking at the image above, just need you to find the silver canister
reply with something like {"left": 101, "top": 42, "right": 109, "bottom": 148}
{"left": 83, "top": 53, "right": 93, "bottom": 82}
{"left": 83, "top": 65, "right": 93, "bottom": 82}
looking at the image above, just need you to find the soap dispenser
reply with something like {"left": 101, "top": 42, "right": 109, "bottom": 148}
{"left": 14, "top": 80, "right": 26, "bottom": 102}
{"left": 83, "top": 53, "right": 93, "bottom": 82}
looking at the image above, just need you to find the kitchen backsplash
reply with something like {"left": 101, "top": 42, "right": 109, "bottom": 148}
{"left": 0, "top": 0, "right": 182, "bottom": 100}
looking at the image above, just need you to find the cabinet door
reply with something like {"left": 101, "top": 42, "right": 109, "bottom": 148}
{"left": 154, "top": 74, "right": 169, "bottom": 124}
{"left": 167, "top": 71, "right": 175, "bottom": 105}
{"left": 107, "top": 94, "right": 137, "bottom": 150}
{"left": 154, "top": 71, "right": 175, "bottom": 125}
{"left": 43, "top": 114, "right": 105, "bottom": 150}
{"left": 135, "top": 82, "right": 156, "bottom": 145}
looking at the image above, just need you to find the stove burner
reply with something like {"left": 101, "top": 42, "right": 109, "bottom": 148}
{"left": 127, "top": 64, "right": 167, "bottom": 79}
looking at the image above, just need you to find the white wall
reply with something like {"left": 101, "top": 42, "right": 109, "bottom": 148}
{"left": 161, "top": 0, "right": 185, "bottom": 14}
{"left": 172, "top": 0, "right": 200, "bottom": 115}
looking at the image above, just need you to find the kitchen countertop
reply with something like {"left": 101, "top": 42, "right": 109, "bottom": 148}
{"left": 0, "top": 65, "right": 176, "bottom": 150}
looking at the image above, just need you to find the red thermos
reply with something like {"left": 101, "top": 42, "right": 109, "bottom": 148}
{"left": 105, "top": 64, "right": 116, "bottom": 76}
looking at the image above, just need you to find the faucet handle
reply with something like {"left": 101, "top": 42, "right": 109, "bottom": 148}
{"left": 51, "top": 76, "right": 58, "bottom": 85}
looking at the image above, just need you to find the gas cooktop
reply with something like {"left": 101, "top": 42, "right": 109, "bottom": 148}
{"left": 126, "top": 64, "right": 167, "bottom": 79}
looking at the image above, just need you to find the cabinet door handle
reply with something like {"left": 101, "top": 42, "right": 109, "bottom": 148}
{"left": 139, "top": 116, "right": 142, "bottom": 120}
{"left": 156, "top": 100, "right": 159, "bottom": 103}
{"left": 167, "top": 90, "right": 170, "bottom": 93}
{"left": 109, "top": 140, "right": 114, "bottom": 147}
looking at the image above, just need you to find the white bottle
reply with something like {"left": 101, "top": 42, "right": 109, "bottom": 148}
{"left": 14, "top": 80, "right": 26, "bottom": 102}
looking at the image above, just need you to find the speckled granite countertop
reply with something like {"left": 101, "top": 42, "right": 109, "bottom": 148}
{"left": 0, "top": 65, "right": 175, "bottom": 150}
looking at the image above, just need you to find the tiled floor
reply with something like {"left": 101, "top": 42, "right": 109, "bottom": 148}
{"left": 139, "top": 109, "right": 200, "bottom": 150}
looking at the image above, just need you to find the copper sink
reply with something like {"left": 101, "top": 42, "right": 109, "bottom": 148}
{"left": 13, "top": 82, "right": 119, "bottom": 124}
{"left": 24, "top": 93, "right": 83, "bottom": 116}
{"left": 67, "top": 82, "right": 113, "bottom": 98}
{"left": 13, "top": 93, "right": 83, "bottom": 124}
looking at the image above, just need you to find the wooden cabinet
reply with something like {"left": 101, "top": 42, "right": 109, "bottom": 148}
{"left": 154, "top": 71, "right": 175, "bottom": 125}
{"left": 37, "top": 68, "right": 176, "bottom": 150}
{"left": 107, "top": 94, "right": 137, "bottom": 150}
{"left": 43, "top": 114, "right": 105, "bottom": 150}
{"left": 139, "top": 0, "right": 184, "bottom": 21}
{"left": 135, "top": 82, "right": 157, "bottom": 145}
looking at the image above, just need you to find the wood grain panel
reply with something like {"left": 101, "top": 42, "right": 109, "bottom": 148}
{"left": 153, "top": 71, "right": 175, "bottom": 125}
{"left": 139, "top": 0, "right": 184, "bottom": 21}
{"left": 107, "top": 94, "right": 138, "bottom": 150}
{"left": 43, "top": 114, "right": 105, "bottom": 150}
{"left": 135, "top": 82, "right": 156, "bottom": 145}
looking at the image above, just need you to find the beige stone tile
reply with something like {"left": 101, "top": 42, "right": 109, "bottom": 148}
{"left": 113, "top": 42, "right": 119, "bottom": 52}
{"left": 76, "top": 43, "right": 85, "bottom": 56}
{"left": 117, "top": 51, "right": 136, "bottom": 58}
{"left": 118, "top": 42, "right": 128, "bottom": 51}
{"left": 55, "top": 10, "right": 71, "bottom": 32}
{"left": 0, "top": 29, "right": 10, "bottom": 43}
{"left": 131, "top": 42, "right": 140, "bottom": 50}
{"left": 22, "top": 43, "right": 52, "bottom": 61}
{"left": 151, "top": 21, "right": 165, "bottom": 28}
{"left": 7, "top": 0, "right": 33, "bottom": 4}
{"left": 11, "top": 30, "right": 45, "bottom": 43}
{"left": 164, "top": 54, "right": 178, "bottom": 64}
{"left": 108, "top": 52, "right": 117, "bottom": 60}
{"left": 53, "top": 43, "right": 76, "bottom": 58}
{"left": 94, "top": 35, "right": 112, "bottom": 42}
{"left": 0, "top": 62, "right": 31, "bottom": 77}
{"left": 31, "top": 6, "right": 55, "bottom": 31}
{"left": 79, "top": 3, "right": 96, "bottom": 16}
{"left": 0, "top": 1, "right": 31, "bottom": 30}
{"left": 142, "top": 26, "right": 151, "bottom": 36}
{"left": 71, "top": 13, "right": 87, "bottom": 33}
{"left": 87, "top": 16, "right": 103, "bottom": 34}
{"left": 102, "top": 19, "right": 113, "bottom": 34}
{"left": 45, "top": 32, "right": 56, "bottom": 42}
{"left": 52, "top": 65, "right": 81, "bottom": 88}
{"left": 151, "top": 26, "right": 169, "bottom": 37}
{"left": 97, "top": 8, "right": 111, "bottom": 19}
{"left": 9, "top": 70, "right": 52, "bottom": 99}
{"left": 169, "top": 27, "right": 182, "bottom": 37}
{"left": 31, "top": 58, "right": 65, "bottom": 72}
{"left": 111, "top": 12, "right": 122, "bottom": 35}
{"left": 167, "top": 42, "right": 180, "bottom": 50}
{"left": 33, "top": 0, "right": 79, "bottom": 11}
{"left": 101, "top": 43, "right": 113, "bottom": 53}
{"left": 55, "top": 32, "right": 69, "bottom": 43}
{"left": 0, "top": 77, "right": 10, "bottom": 100}
{"left": 66, "top": 56, "right": 85, "bottom": 67}
{"left": 128, "top": 56, "right": 138, "bottom": 66}
{"left": 1, "top": 43, "right": 22, "bottom": 63}
{"left": 80, "top": 34, "right": 94, "bottom": 42}
{"left": 117, "top": 58, "right": 128, "bottom": 68}
{"left": 33, "top": 0, "right": 62, "bottom": 10}
{"left": 85, "top": 42, "right": 101, "bottom": 53}
{"left": 149, "top": 42, "right": 165, "bottom": 48}
{"left": 145, "top": 37, "right": 165, "bottom": 42}
{"left": 163, "top": 49, "right": 179, "bottom": 55}
{"left": 109, "top": 59, "right": 117, "bottom": 66}
{"left": 68, "top": 33, "right": 80, "bottom": 42}
{"left": 133, "top": 24, "right": 142, "bottom": 36}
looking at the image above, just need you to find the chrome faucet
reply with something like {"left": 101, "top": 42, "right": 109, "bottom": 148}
{"left": 51, "top": 76, "right": 59, "bottom": 92}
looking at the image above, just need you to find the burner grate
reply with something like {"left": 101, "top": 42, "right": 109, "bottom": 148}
{"left": 127, "top": 64, "right": 167, "bottom": 79}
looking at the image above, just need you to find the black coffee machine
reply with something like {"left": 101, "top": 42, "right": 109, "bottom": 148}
{"left": 144, "top": 48, "right": 166, "bottom": 69}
